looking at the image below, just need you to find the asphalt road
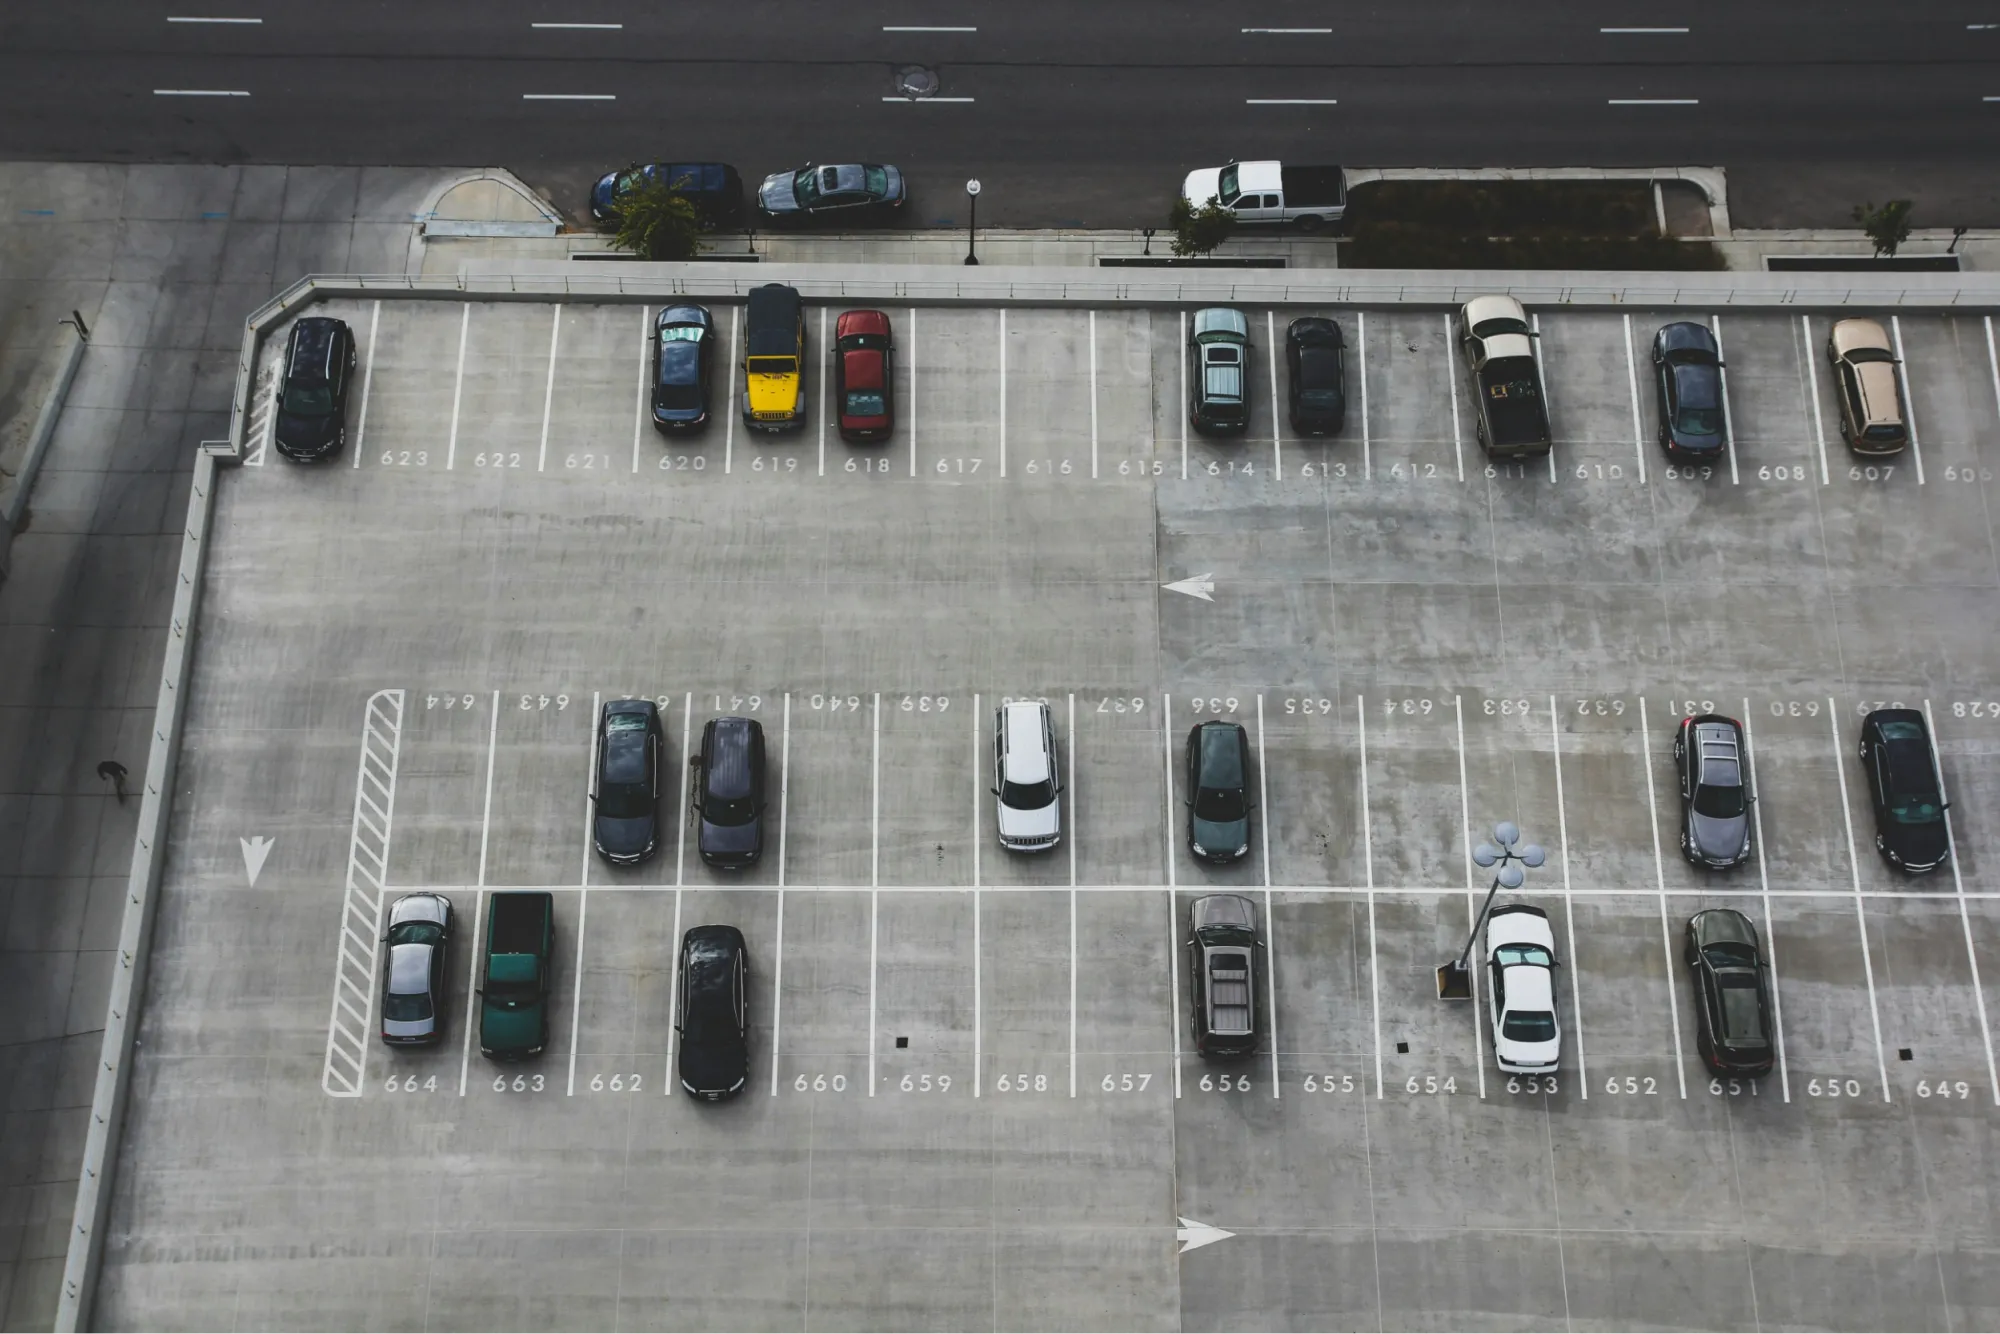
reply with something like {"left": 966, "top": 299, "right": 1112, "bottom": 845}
{"left": 3, "top": 3, "right": 1997, "bottom": 228}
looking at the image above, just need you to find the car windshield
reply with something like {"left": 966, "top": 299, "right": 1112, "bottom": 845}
{"left": 598, "top": 780, "right": 650, "bottom": 821}
{"left": 1217, "top": 164, "right": 1240, "bottom": 205}
{"left": 1200, "top": 924, "right": 1257, "bottom": 947}
{"left": 1692, "top": 781, "right": 1745, "bottom": 819}
{"left": 1703, "top": 942, "right": 1757, "bottom": 968}
{"left": 388, "top": 922, "right": 441, "bottom": 948}
{"left": 865, "top": 166, "right": 888, "bottom": 196}
{"left": 1675, "top": 406, "right": 1723, "bottom": 435}
{"left": 1193, "top": 786, "right": 1245, "bottom": 822}
{"left": 1502, "top": 1010, "right": 1556, "bottom": 1042}
{"left": 660, "top": 325, "right": 703, "bottom": 344}
{"left": 1846, "top": 346, "right": 1894, "bottom": 364}
{"left": 748, "top": 356, "right": 797, "bottom": 376}
{"left": 1864, "top": 423, "right": 1904, "bottom": 442}
{"left": 845, "top": 390, "right": 886, "bottom": 416}
{"left": 1494, "top": 944, "right": 1551, "bottom": 968}
{"left": 1001, "top": 778, "right": 1056, "bottom": 810}
{"left": 382, "top": 990, "right": 432, "bottom": 1021}
{"left": 1719, "top": 976, "right": 1767, "bottom": 1042}
{"left": 282, "top": 383, "right": 332, "bottom": 417}
{"left": 795, "top": 168, "right": 821, "bottom": 205}
{"left": 1473, "top": 317, "right": 1530, "bottom": 338}
{"left": 1890, "top": 792, "right": 1943, "bottom": 823}
{"left": 705, "top": 795, "right": 756, "bottom": 827}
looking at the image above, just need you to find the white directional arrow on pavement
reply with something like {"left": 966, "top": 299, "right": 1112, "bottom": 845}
{"left": 1176, "top": 1216, "right": 1235, "bottom": 1254}
{"left": 1162, "top": 573, "right": 1215, "bottom": 602}
{"left": 240, "top": 835, "right": 274, "bottom": 887}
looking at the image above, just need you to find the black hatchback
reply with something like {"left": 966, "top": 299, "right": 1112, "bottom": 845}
{"left": 692, "top": 717, "right": 767, "bottom": 869}
{"left": 1652, "top": 322, "right": 1727, "bottom": 460}
{"left": 593, "top": 700, "right": 664, "bottom": 865}
{"left": 652, "top": 304, "right": 716, "bottom": 434}
{"left": 1684, "top": 908, "right": 1774, "bottom": 1077}
{"left": 1285, "top": 317, "right": 1346, "bottom": 435}
{"left": 1859, "top": 709, "right": 1951, "bottom": 872}
{"left": 274, "top": 316, "right": 357, "bottom": 462}
{"left": 1186, "top": 721, "right": 1253, "bottom": 864}
{"left": 677, "top": 924, "right": 750, "bottom": 1100}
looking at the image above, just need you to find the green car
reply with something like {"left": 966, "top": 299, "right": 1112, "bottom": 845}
{"left": 479, "top": 892, "right": 554, "bottom": 1060}
{"left": 1188, "top": 307, "right": 1251, "bottom": 435}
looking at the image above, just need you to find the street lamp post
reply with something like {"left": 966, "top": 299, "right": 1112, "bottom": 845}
{"left": 1436, "top": 821, "right": 1546, "bottom": 1000}
{"left": 963, "top": 179, "right": 981, "bottom": 266}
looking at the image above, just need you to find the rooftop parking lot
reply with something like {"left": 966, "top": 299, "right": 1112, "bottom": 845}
{"left": 99, "top": 293, "right": 2000, "bottom": 1330}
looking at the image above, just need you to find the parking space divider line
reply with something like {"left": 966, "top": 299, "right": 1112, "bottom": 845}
{"left": 1455, "top": 697, "right": 1487, "bottom": 1097}
{"left": 1923, "top": 700, "right": 2000, "bottom": 1104}
{"left": 1179, "top": 311, "right": 1188, "bottom": 481}
{"left": 1257, "top": 696, "right": 1279, "bottom": 1098}
{"left": 1800, "top": 315, "right": 1831, "bottom": 485}
{"left": 772, "top": 693, "right": 789, "bottom": 1096}
{"left": 1739, "top": 701, "right": 1790, "bottom": 1101}
{"left": 816, "top": 306, "right": 826, "bottom": 478}
{"left": 1358, "top": 311, "right": 1370, "bottom": 481}
{"left": 1709, "top": 315, "right": 1740, "bottom": 485}
{"left": 1532, "top": 314, "right": 1556, "bottom": 483}
{"left": 629, "top": 306, "right": 647, "bottom": 474}
{"left": 664, "top": 887, "right": 682, "bottom": 1096}
{"left": 726, "top": 306, "right": 740, "bottom": 475}
{"left": 1090, "top": 313, "right": 1100, "bottom": 481}
{"left": 445, "top": 303, "right": 468, "bottom": 470}
{"left": 569, "top": 691, "right": 599, "bottom": 1096}
{"left": 1890, "top": 315, "right": 1926, "bottom": 484}
{"left": 908, "top": 307, "right": 917, "bottom": 478}
{"left": 538, "top": 306, "right": 561, "bottom": 475}
{"left": 1622, "top": 315, "right": 1646, "bottom": 485}
{"left": 351, "top": 300, "right": 379, "bottom": 470}
{"left": 1549, "top": 696, "right": 1586, "bottom": 1098}
{"left": 1268, "top": 311, "right": 1283, "bottom": 480}
{"left": 1359, "top": 695, "right": 1380, "bottom": 1099}
{"left": 1985, "top": 317, "right": 2000, "bottom": 429}
{"left": 1070, "top": 693, "right": 1078, "bottom": 1097}
{"left": 869, "top": 693, "right": 880, "bottom": 1096}
{"left": 1164, "top": 694, "right": 1181, "bottom": 1097}
{"left": 1445, "top": 313, "right": 1465, "bottom": 483}
{"left": 1639, "top": 699, "right": 1689, "bottom": 1097}
{"left": 973, "top": 694, "right": 982, "bottom": 1097}
{"left": 1827, "top": 698, "right": 1892, "bottom": 1100}
{"left": 457, "top": 890, "right": 483, "bottom": 1096}
{"left": 673, "top": 693, "right": 691, "bottom": 886}
{"left": 478, "top": 692, "right": 498, "bottom": 885}
{"left": 998, "top": 310, "right": 1008, "bottom": 478}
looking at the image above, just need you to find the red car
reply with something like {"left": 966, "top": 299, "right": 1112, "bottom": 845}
{"left": 834, "top": 309, "right": 895, "bottom": 442}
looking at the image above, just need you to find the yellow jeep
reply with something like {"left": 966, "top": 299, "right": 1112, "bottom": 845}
{"left": 742, "top": 283, "right": 805, "bottom": 430}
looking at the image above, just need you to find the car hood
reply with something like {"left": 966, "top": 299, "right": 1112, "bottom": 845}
{"left": 1690, "top": 811, "right": 1748, "bottom": 862}
{"left": 1182, "top": 167, "right": 1223, "bottom": 208}
{"left": 1889, "top": 819, "right": 1950, "bottom": 867}
{"left": 1191, "top": 814, "right": 1249, "bottom": 853}
{"left": 595, "top": 815, "right": 655, "bottom": 857}
{"left": 276, "top": 410, "right": 336, "bottom": 448}
{"left": 997, "top": 800, "right": 1060, "bottom": 840}
{"left": 758, "top": 172, "right": 801, "bottom": 213}
{"left": 701, "top": 816, "right": 761, "bottom": 857}
{"left": 680, "top": 1033, "right": 748, "bottom": 1094}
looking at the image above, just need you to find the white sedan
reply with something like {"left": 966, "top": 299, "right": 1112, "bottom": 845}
{"left": 1485, "top": 904, "right": 1561, "bottom": 1075}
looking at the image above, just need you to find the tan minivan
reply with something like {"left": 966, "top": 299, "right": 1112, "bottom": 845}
{"left": 1826, "top": 318, "right": 1907, "bottom": 454}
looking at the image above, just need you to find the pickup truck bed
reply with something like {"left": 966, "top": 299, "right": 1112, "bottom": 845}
{"left": 488, "top": 892, "right": 550, "bottom": 956}
{"left": 1280, "top": 165, "right": 1346, "bottom": 209}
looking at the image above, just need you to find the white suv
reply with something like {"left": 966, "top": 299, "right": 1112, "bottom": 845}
{"left": 993, "top": 701, "right": 1062, "bottom": 851}
{"left": 1485, "top": 904, "right": 1561, "bottom": 1075}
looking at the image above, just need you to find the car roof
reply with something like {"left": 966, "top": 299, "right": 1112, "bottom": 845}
{"left": 1001, "top": 702, "right": 1050, "bottom": 782}
{"left": 1464, "top": 294, "right": 1527, "bottom": 327}
{"left": 1196, "top": 722, "right": 1245, "bottom": 785}
{"left": 1232, "top": 161, "right": 1283, "bottom": 191}
{"left": 387, "top": 942, "right": 433, "bottom": 994}
{"left": 1504, "top": 965, "right": 1555, "bottom": 1011}
{"left": 704, "top": 717, "right": 757, "bottom": 800}
{"left": 747, "top": 283, "right": 802, "bottom": 329}
{"left": 837, "top": 309, "right": 891, "bottom": 338}
{"left": 1192, "top": 307, "right": 1248, "bottom": 339}
{"left": 841, "top": 346, "right": 886, "bottom": 391}
{"left": 1657, "top": 321, "right": 1717, "bottom": 356}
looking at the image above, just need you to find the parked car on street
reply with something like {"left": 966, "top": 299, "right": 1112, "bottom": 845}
{"left": 692, "top": 717, "right": 768, "bottom": 870}
{"left": 677, "top": 925, "right": 750, "bottom": 1099}
{"left": 993, "top": 700, "right": 1062, "bottom": 851}
{"left": 590, "top": 162, "right": 745, "bottom": 228}
{"left": 1486, "top": 904, "right": 1561, "bottom": 1076}
{"left": 1180, "top": 161, "right": 1348, "bottom": 231}
{"left": 1652, "top": 321, "right": 1728, "bottom": 460}
{"left": 1674, "top": 713, "right": 1752, "bottom": 869}
{"left": 757, "top": 163, "right": 906, "bottom": 223}
{"left": 1285, "top": 316, "right": 1347, "bottom": 435}
{"left": 652, "top": 304, "right": 716, "bottom": 434}
{"left": 1684, "top": 908, "right": 1775, "bottom": 1077}
{"left": 1185, "top": 720, "right": 1252, "bottom": 863}
{"left": 594, "top": 699, "right": 664, "bottom": 866}
{"left": 1858, "top": 708, "right": 1950, "bottom": 872}
{"left": 835, "top": 309, "right": 895, "bottom": 442}
{"left": 1188, "top": 308, "right": 1251, "bottom": 434}
{"left": 1186, "top": 894, "right": 1261, "bottom": 1058}
{"left": 380, "top": 892, "right": 452, "bottom": 1046}
{"left": 274, "top": 316, "right": 357, "bottom": 462}
{"left": 1827, "top": 318, "right": 1907, "bottom": 455}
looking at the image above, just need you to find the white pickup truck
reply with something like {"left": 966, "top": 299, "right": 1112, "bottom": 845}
{"left": 1180, "top": 161, "right": 1347, "bottom": 230}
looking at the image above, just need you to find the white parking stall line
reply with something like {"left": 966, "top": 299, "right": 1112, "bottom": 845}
{"left": 662, "top": 886, "right": 683, "bottom": 1096}
{"left": 1256, "top": 696, "right": 1279, "bottom": 1098}
{"left": 1358, "top": 310, "right": 1371, "bottom": 480}
{"left": 458, "top": 693, "right": 499, "bottom": 1098}
{"left": 1164, "top": 693, "right": 1182, "bottom": 1097}
{"left": 1709, "top": 315, "right": 1740, "bottom": 485}
{"left": 973, "top": 694, "right": 982, "bottom": 1097}
{"left": 1454, "top": 697, "right": 1487, "bottom": 1097}
{"left": 1639, "top": 700, "right": 1689, "bottom": 1097}
{"left": 1924, "top": 701, "right": 2000, "bottom": 1104}
{"left": 1358, "top": 695, "right": 1381, "bottom": 1099}
{"left": 567, "top": 690, "right": 600, "bottom": 1096}
{"left": 456, "top": 892, "right": 484, "bottom": 1098}
{"left": 477, "top": 690, "right": 499, "bottom": 884}
{"left": 1179, "top": 311, "right": 1189, "bottom": 481}
{"left": 1069, "top": 693, "right": 1079, "bottom": 1097}
{"left": 351, "top": 300, "right": 379, "bottom": 469}
{"left": 1827, "top": 699, "right": 1892, "bottom": 1101}
{"left": 726, "top": 305, "right": 741, "bottom": 475}
{"left": 539, "top": 306, "right": 562, "bottom": 474}
{"left": 1090, "top": 311, "right": 1101, "bottom": 480}
{"left": 998, "top": 310, "right": 1008, "bottom": 478}
{"left": 1739, "top": 702, "right": 1790, "bottom": 1101}
{"left": 1889, "top": 316, "right": 1926, "bottom": 484}
{"left": 817, "top": 306, "right": 827, "bottom": 478}
{"left": 771, "top": 693, "right": 790, "bottom": 1096}
{"left": 908, "top": 307, "right": 918, "bottom": 478}
{"left": 1267, "top": 311, "right": 1283, "bottom": 480}
{"left": 675, "top": 692, "right": 691, "bottom": 886}
{"left": 868, "top": 693, "right": 881, "bottom": 1096}
{"left": 628, "top": 305, "right": 647, "bottom": 474}
{"left": 322, "top": 688, "right": 405, "bottom": 1097}
{"left": 445, "top": 303, "right": 469, "bottom": 470}
{"left": 1800, "top": 315, "right": 1830, "bottom": 485}
{"left": 1548, "top": 696, "right": 1587, "bottom": 1098}
{"left": 1622, "top": 314, "right": 1647, "bottom": 484}
{"left": 1985, "top": 316, "right": 2000, "bottom": 427}
{"left": 1531, "top": 313, "right": 1556, "bottom": 483}
{"left": 1445, "top": 313, "right": 1464, "bottom": 483}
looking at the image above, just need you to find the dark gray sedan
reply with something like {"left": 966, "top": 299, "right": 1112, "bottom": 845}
{"left": 380, "top": 892, "right": 452, "bottom": 1045}
{"left": 652, "top": 304, "right": 715, "bottom": 434}
{"left": 1674, "top": 714, "right": 1752, "bottom": 869}
{"left": 1684, "top": 909, "right": 1774, "bottom": 1077}
{"left": 756, "top": 163, "right": 905, "bottom": 223}
{"left": 1186, "top": 721, "right": 1253, "bottom": 864}
{"left": 1652, "top": 322, "right": 1727, "bottom": 460}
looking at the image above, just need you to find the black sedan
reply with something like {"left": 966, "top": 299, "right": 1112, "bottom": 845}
{"left": 1652, "top": 322, "right": 1728, "bottom": 459}
{"left": 594, "top": 699, "right": 664, "bottom": 865}
{"left": 757, "top": 163, "right": 906, "bottom": 224}
{"left": 1859, "top": 709, "right": 1951, "bottom": 872}
{"left": 1186, "top": 721, "right": 1253, "bottom": 864}
{"left": 380, "top": 892, "right": 452, "bottom": 1045}
{"left": 677, "top": 925, "right": 750, "bottom": 1100}
{"left": 652, "top": 304, "right": 715, "bottom": 434}
{"left": 1684, "top": 908, "right": 1774, "bottom": 1077}
{"left": 1285, "top": 317, "right": 1346, "bottom": 435}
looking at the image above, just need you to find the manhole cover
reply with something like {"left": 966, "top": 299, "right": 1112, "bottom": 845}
{"left": 895, "top": 66, "right": 940, "bottom": 99}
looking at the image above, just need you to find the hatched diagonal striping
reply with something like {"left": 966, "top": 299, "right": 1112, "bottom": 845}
{"left": 321, "top": 689, "right": 405, "bottom": 1096}
{"left": 242, "top": 365, "right": 280, "bottom": 466}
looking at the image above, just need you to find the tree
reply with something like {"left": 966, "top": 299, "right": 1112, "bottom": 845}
{"left": 612, "top": 174, "right": 706, "bottom": 262}
{"left": 1168, "top": 194, "right": 1237, "bottom": 258}
{"left": 1852, "top": 199, "right": 1915, "bottom": 259}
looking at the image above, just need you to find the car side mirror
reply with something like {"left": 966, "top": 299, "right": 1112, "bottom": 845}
{"left": 990, "top": 787, "right": 1001, "bottom": 797}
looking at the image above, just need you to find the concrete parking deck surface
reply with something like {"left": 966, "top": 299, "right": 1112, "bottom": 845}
{"left": 100, "top": 292, "right": 2000, "bottom": 1329}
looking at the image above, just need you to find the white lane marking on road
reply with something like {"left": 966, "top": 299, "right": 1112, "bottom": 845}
{"left": 1358, "top": 309, "right": 1372, "bottom": 479}
{"left": 322, "top": 689, "right": 404, "bottom": 1097}
{"left": 1708, "top": 314, "right": 1740, "bottom": 484}
{"left": 1531, "top": 312, "right": 1556, "bottom": 482}
{"left": 1622, "top": 314, "right": 1646, "bottom": 484}
{"left": 1639, "top": 699, "right": 1689, "bottom": 1098}
{"left": 167, "top": 15, "right": 262, "bottom": 21}
{"left": 771, "top": 693, "right": 790, "bottom": 1096}
{"left": 908, "top": 306, "right": 918, "bottom": 477}
{"left": 869, "top": 692, "right": 881, "bottom": 1095}
{"left": 533, "top": 22, "right": 623, "bottom": 28}
{"left": 883, "top": 24, "right": 976, "bottom": 30}
{"left": 1455, "top": 696, "right": 1486, "bottom": 1097}
{"left": 973, "top": 694, "right": 982, "bottom": 1097}
{"left": 1164, "top": 693, "right": 1181, "bottom": 1096}
{"left": 538, "top": 306, "right": 562, "bottom": 474}
{"left": 881, "top": 96, "right": 975, "bottom": 102}
{"left": 568, "top": 690, "right": 600, "bottom": 1096}
{"left": 1889, "top": 315, "right": 1925, "bottom": 484}
{"left": 1985, "top": 317, "right": 2000, "bottom": 427}
{"left": 1090, "top": 310, "right": 1101, "bottom": 479}
{"left": 1549, "top": 696, "right": 1586, "bottom": 1098}
{"left": 1359, "top": 695, "right": 1381, "bottom": 1099}
{"left": 675, "top": 692, "right": 691, "bottom": 886}
{"left": 153, "top": 88, "right": 250, "bottom": 95}
{"left": 1267, "top": 310, "right": 1283, "bottom": 479}
{"left": 1257, "top": 696, "right": 1279, "bottom": 1098}
{"left": 1827, "top": 699, "right": 1892, "bottom": 1101}
{"left": 1243, "top": 27, "right": 1331, "bottom": 32}
{"left": 1163, "top": 574, "right": 1215, "bottom": 601}
{"left": 1924, "top": 700, "right": 2000, "bottom": 1104}
{"left": 1601, "top": 26, "right": 1688, "bottom": 32}
{"left": 523, "top": 93, "right": 615, "bottom": 100}
{"left": 663, "top": 886, "right": 683, "bottom": 1095}
{"left": 1739, "top": 702, "right": 1790, "bottom": 1101}
{"left": 1245, "top": 98, "right": 1338, "bottom": 105}
{"left": 445, "top": 303, "right": 469, "bottom": 469}
{"left": 240, "top": 835, "right": 272, "bottom": 886}
{"left": 998, "top": 309, "right": 1008, "bottom": 477}
{"left": 629, "top": 305, "right": 647, "bottom": 473}
{"left": 1446, "top": 313, "right": 1464, "bottom": 481}
{"left": 351, "top": 300, "right": 379, "bottom": 469}
{"left": 817, "top": 305, "right": 826, "bottom": 477}
{"left": 1608, "top": 98, "right": 1699, "bottom": 104}
{"left": 1179, "top": 310, "right": 1189, "bottom": 480}
{"left": 1070, "top": 692, "right": 1079, "bottom": 1096}
{"left": 1799, "top": 315, "right": 1830, "bottom": 484}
